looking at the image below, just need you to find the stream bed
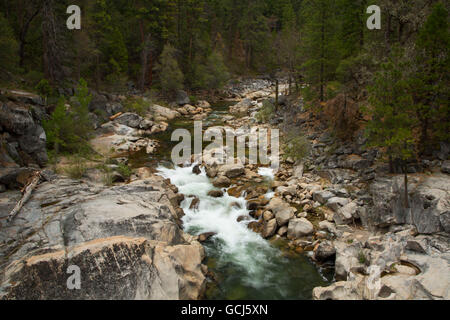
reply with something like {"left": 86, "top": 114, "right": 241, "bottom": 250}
{"left": 135, "top": 101, "right": 333, "bottom": 299}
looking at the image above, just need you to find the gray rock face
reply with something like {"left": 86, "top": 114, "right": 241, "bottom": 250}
{"left": 151, "top": 104, "right": 180, "bottom": 121}
{"left": 369, "top": 175, "right": 450, "bottom": 234}
{"left": 229, "top": 98, "right": 252, "bottom": 115}
{"left": 1, "top": 237, "right": 205, "bottom": 300}
{"left": 314, "top": 241, "right": 336, "bottom": 262}
{"left": 219, "top": 163, "right": 245, "bottom": 178}
{"left": 314, "top": 232, "right": 450, "bottom": 300}
{"left": 114, "top": 112, "right": 144, "bottom": 128}
{"left": 334, "top": 201, "right": 358, "bottom": 225}
{"left": 176, "top": 90, "right": 190, "bottom": 105}
{"left": 266, "top": 197, "right": 295, "bottom": 227}
{"left": 313, "top": 190, "right": 335, "bottom": 205}
{"left": 326, "top": 197, "right": 350, "bottom": 212}
{"left": 0, "top": 102, "right": 47, "bottom": 167}
{"left": 0, "top": 175, "right": 206, "bottom": 300}
{"left": 89, "top": 92, "right": 108, "bottom": 112}
{"left": 262, "top": 219, "right": 277, "bottom": 238}
{"left": 287, "top": 218, "right": 314, "bottom": 239}
{"left": 442, "top": 160, "right": 450, "bottom": 174}
{"left": 0, "top": 103, "right": 35, "bottom": 135}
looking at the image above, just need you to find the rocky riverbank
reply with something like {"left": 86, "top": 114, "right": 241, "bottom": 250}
{"left": 1, "top": 78, "right": 449, "bottom": 300}
{"left": 196, "top": 82, "right": 449, "bottom": 300}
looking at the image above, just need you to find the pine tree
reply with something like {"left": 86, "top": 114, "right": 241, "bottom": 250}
{"left": 410, "top": 2, "right": 449, "bottom": 155}
{"left": 299, "top": 0, "right": 341, "bottom": 102}
{"left": 193, "top": 51, "right": 230, "bottom": 90}
{"left": 365, "top": 48, "right": 415, "bottom": 207}
{"left": 0, "top": 12, "right": 19, "bottom": 72}
{"left": 156, "top": 44, "right": 184, "bottom": 97}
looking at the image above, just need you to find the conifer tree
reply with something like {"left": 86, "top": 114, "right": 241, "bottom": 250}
{"left": 156, "top": 44, "right": 184, "bottom": 98}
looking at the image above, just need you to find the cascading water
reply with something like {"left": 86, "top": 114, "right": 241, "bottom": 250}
{"left": 157, "top": 164, "right": 331, "bottom": 300}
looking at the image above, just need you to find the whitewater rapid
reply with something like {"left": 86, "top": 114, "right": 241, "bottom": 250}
{"left": 157, "top": 164, "right": 282, "bottom": 290}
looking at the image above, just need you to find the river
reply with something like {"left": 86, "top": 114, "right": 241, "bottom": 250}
{"left": 133, "top": 100, "right": 332, "bottom": 299}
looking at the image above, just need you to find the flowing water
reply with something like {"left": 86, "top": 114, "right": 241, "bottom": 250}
{"left": 157, "top": 164, "right": 332, "bottom": 299}
{"left": 136, "top": 100, "right": 332, "bottom": 299}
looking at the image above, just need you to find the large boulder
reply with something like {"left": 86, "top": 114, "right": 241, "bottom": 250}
{"left": 0, "top": 175, "right": 206, "bottom": 299}
{"left": 0, "top": 103, "right": 35, "bottom": 135}
{"left": 314, "top": 235, "right": 450, "bottom": 300}
{"left": 266, "top": 197, "right": 295, "bottom": 227}
{"left": 176, "top": 90, "right": 190, "bottom": 106}
{"left": 262, "top": 219, "right": 277, "bottom": 238}
{"left": 218, "top": 163, "right": 245, "bottom": 179}
{"left": 287, "top": 218, "right": 314, "bottom": 239}
{"left": 326, "top": 197, "right": 350, "bottom": 212}
{"left": 313, "top": 190, "right": 335, "bottom": 205}
{"left": 89, "top": 92, "right": 108, "bottom": 112}
{"left": 0, "top": 103, "right": 48, "bottom": 167}
{"left": 151, "top": 105, "right": 180, "bottom": 121}
{"left": 114, "top": 112, "right": 143, "bottom": 128}
{"left": 441, "top": 160, "right": 450, "bottom": 174}
{"left": 229, "top": 98, "right": 252, "bottom": 115}
{"left": 334, "top": 201, "right": 358, "bottom": 225}
{"left": 314, "top": 241, "right": 336, "bottom": 262}
{"left": 212, "top": 176, "right": 231, "bottom": 188}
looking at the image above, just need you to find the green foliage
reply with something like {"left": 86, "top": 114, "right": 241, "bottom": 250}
{"left": 35, "top": 79, "right": 53, "bottom": 103}
{"left": 256, "top": 100, "right": 275, "bottom": 123}
{"left": 283, "top": 129, "right": 311, "bottom": 162}
{"left": 358, "top": 250, "right": 367, "bottom": 264}
{"left": 101, "top": 165, "right": 114, "bottom": 186}
{"left": 43, "top": 97, "right": 79, "bottom": 154}
{"left": 64, "top": 157, "right": 87, "bottom": 180}
{"left": 365, "top": 47, "right": 416, "bottom": 163}
{"left": 72, "top": 78, "right": 93, "bottom": 141}
{"left": 156, "top": 44, "right": 184, "bottom": 97}
{"left": 0, "top": 12, "right": 18, "bottom": 72}
{"left": 299, "top": 0, "right": 341, "bottom": 102}
{"left": 124, "top": 97, "right": 149, "bottom": 116}
{"left": 117, "top": 163, "right": 132, "bottom": 179}
{"left": 43, "top": 79, "right": 93, "bottom": 155}
{"left": 91, "top": 0, "right": 129, "bottom": 79}
{"left": 192, "top": 51, "right": 230, "bottom": 90}
{"left": 411, "top": 2, "right": 450, "bottom": 149}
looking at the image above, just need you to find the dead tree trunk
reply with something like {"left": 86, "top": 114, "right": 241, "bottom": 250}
{"left": 403, "top": 162, "right": 409, "bottom": 208}
{"left": 138, "top": 32, "right": 152, "bottom": 92}
{"left": 42, "top": 0, "right": 63, "bottom": 84}
{"left": 7, "top": 171, "right": 41, "bottom": 222}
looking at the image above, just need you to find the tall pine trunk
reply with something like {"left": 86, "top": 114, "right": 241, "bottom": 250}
{"left": 319, "top": 8, "right": 325, "bottom": 102}
{"left": 42, "top": 0, "right": 62, "bottom": 84}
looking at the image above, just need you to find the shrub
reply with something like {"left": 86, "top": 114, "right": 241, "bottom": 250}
{"left": 282, "top": 129, "right": 311, "bottom": 162}
{"left": 0, "top": 13, "right": 18, "bottom": 72}
{"left": 35, "top": 79, "right": 53, "bottom": 104}
{"left": 124, "top": 97, "right": 148, "bottom": 116}
{"left": 156, "top": 44, "right": 184, "bottom": 98}
{"left": 358, "top": 250, "right": 367, "bottom": 264}
{"left": 256, "top": 100, "right": 275, "bottom": 123}
{"left": 43, "top": 78, "right": 94, "bottom": 155}
{"left": 117, "top": 163, "right": 132, "bottom": 179}
{"left": 100, "top": 166, "right": 114, "bottom": 186}
{"left": 64, "top": 157, "right": 87, "bottom": 179}
{"left": 192, "top": 51, "right": 230, "bottom": 90}
{"left": 43, "top": 97, "right": 81, "bottom": 154}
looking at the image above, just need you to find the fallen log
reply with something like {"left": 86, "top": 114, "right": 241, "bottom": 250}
{"left": 110, "top": 112, "right": 123, "bottom": 121}
{"left": 7, "top": 171, "right": 41, "bottom": 223}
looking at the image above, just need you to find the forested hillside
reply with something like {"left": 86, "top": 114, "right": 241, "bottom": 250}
{"left": 1, "top": 1, "right": 448, "bottom": 156}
